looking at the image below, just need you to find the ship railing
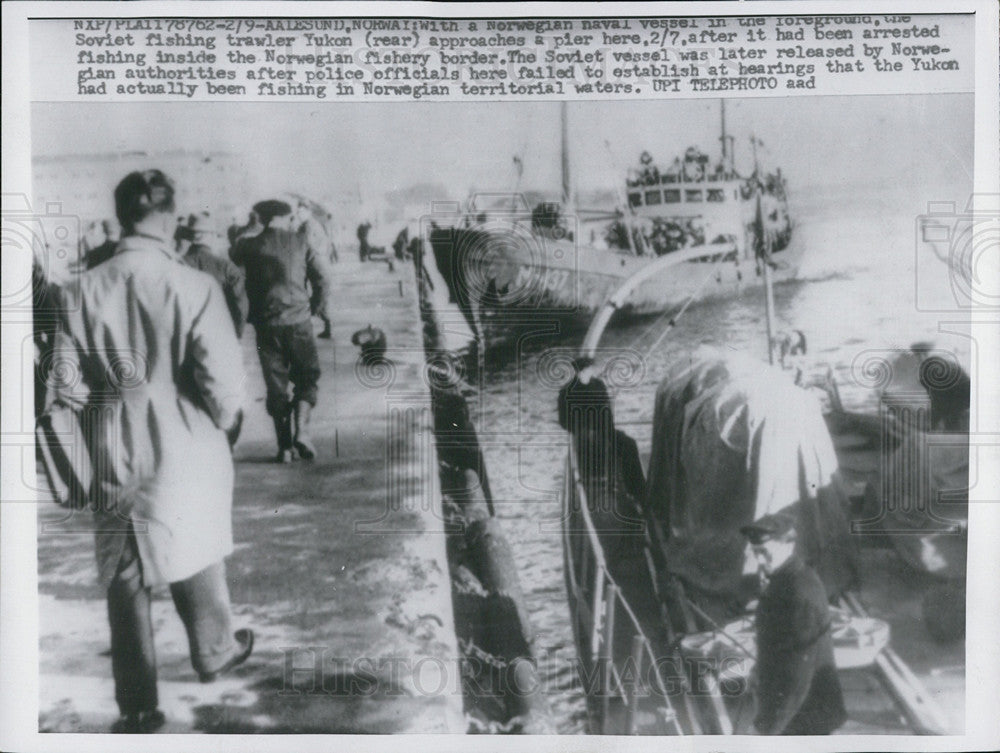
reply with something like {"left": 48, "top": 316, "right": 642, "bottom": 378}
{"left": 562, "top": 444, "right": 685, "bottom": 735}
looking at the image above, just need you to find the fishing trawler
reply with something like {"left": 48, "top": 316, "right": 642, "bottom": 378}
{"left": 558, "top": 254, "right": 966, "bottom": 735}
{"left": 426, "top": 101, "right": 799, "bottom": 341}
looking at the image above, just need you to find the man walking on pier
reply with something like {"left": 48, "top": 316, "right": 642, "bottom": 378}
{"left": 233, "top": 199, "right": 331, "bottom": 462}
{"left": 46, "top": 170, "right": 253, "bottom": 733}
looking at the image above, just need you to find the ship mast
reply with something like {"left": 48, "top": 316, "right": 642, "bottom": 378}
{"left": 749, "top": 133, "right": 778, "bottom": 365}
{"left": 719, "top": 99, "right": 736, "bottom": 177}
{"left": 560, "top": 101, "right": 573, "bottom": 207}
{"left": 720, "top": 99, "right": 728, "bottom": 175}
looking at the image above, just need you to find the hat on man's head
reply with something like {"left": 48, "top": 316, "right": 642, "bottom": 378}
{"left": 253, "top": 200, "right": 293, "bottom": 225}
{"left": 740, "top": 508, "right": 798, "bottom": 545}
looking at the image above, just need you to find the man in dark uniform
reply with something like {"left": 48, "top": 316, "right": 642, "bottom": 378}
{"left": 181, "top": 212, "right": 248, "bottom": 337}
{"left": 232, "top": 200, "right": 331, "bottom": 462}
{"left": 357, "top": 221, "right": 372, "bottom": 261}
{"left": 742, "top": 509, "right": 846, "bottom": 735}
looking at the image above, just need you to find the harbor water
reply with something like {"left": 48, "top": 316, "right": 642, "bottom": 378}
{"left": 472, "top": 180, "right": 973, "bottom": 732}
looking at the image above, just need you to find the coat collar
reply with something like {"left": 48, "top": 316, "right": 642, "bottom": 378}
{"left": 769, "top": 551, "right": 805, "bottom": 580}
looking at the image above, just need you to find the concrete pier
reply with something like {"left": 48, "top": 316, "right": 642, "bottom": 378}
{"left": 37, "top": 256, "right": 466, "bottom": 733}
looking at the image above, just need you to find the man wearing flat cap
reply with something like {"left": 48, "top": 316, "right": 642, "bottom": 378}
{"left": 232, "top": 199, "right": 332, "bottom": 462}
{"left": 742, "top": 507, "right": 846, "bottom": 735}
{"left": 181, "top": 212, "right": 248, "bottom": 338}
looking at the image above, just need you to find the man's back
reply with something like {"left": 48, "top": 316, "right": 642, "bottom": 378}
{"left": 52, "top": 236, "right": 244, "bottom": 530}
{"left": 233, "top": 227, "right": 329, "bottom": 327}
{"left": 61, "top": 239, "right": 236, "bottom": 400}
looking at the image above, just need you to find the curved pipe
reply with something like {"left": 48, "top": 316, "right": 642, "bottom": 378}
{"left": 579, "top": 241, "right": 737, "bottom": 358}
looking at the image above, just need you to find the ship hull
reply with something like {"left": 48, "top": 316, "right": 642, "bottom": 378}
{"left": 482, "top": 236, "right": 802, "bottom": 316}
{"left": 428, "top": 225, "right": 804, "bottom": 340}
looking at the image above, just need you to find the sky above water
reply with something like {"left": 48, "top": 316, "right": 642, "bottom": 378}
{"left": 32, "top": 94, "right": 972, "bottom": 205}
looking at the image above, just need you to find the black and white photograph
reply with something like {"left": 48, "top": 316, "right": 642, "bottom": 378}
{"left": 2, "top": 2, "right": 998, "bottom": 751}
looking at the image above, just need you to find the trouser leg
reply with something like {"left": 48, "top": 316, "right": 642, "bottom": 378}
{"left": 292, "top": 401, "right": 316, "bottom": 460}
{"left": 288, "top": 320, "right": 321, "bottom": 408}
{"left": 317, "top": 311, "right": 332, "bottom": 339}
{"left": 273, "top": 412, "right": 295, "bottom": 463}
{"left": 169, "top": 561, "right": 237, "bottom": 676}
{"left": 107, "top": 530, "right": 158, "bottom": 715}
{"left": 257, "top": 325, "right": 291, "bottom": 416}
{"left": 287, "top": 321, "right": 321, "bottom": 459}
{"left": 257, "top": 325, "right": 294, "bottom": 456}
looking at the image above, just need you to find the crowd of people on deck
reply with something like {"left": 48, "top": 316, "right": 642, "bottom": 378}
{"left": 33, "top": 169, "right": 344, "bottom": 733}
{"left": 626, "top": 148, "right": 789, "bottom": 199}
{"left": 627, "top": 147, "right": 730, "bottom": 187}
{"left": 604, "top": 215, "right": 719, "bottom": 257}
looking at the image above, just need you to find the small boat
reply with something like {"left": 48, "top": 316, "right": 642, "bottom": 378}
{"left": 426, "top": 102, "right": 800, "bottom": 343}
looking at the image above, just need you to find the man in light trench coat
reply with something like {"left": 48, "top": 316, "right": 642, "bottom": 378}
{"left": 47, "top": 170, "right": 253, "bottom": 733}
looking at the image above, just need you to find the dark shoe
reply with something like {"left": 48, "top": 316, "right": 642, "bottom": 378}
{"left": 293, "top": 401, "right": 317, "bottom": 460}
{"left": 198, "top": 628, "right": 254, "bottom": 683}
{"left": 317, "top": 326, "right": 332, "bottom": 340}
{"left": 111, "top": 708, "right": 166, "bottom": 734}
